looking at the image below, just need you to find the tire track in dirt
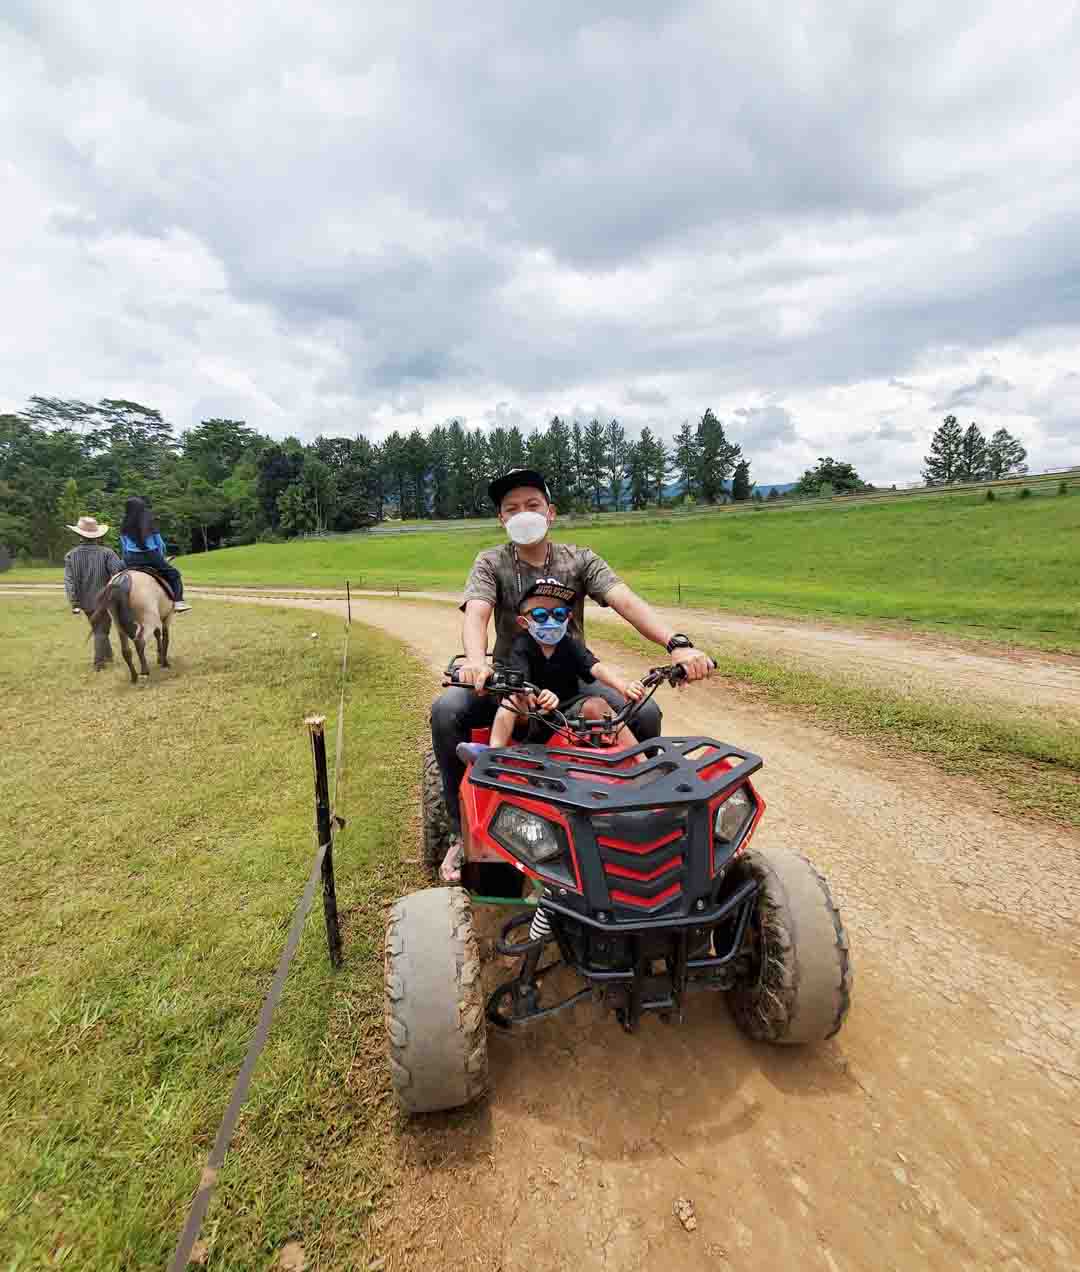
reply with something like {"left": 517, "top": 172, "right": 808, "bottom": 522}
{"left": 193, "top": 591, "right": 1078, "bottom": 1272}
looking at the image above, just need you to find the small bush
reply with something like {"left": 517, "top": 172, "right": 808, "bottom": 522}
{"left": 1059, "top": 480, "right": 1069, "bottom": 496}
{"left": 1019, "top": 487, "right": 1032, "bottom": 499}
{"left": 985, "top": 488, "right": 996, "bottom": 502}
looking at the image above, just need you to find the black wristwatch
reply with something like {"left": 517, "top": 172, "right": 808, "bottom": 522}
{"left": 666, "top": 633, "right": 695, "bottom": 654}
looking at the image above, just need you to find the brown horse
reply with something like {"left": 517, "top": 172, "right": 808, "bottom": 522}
{"left": 90, "top": 570, "right": 175, "bottom": 683}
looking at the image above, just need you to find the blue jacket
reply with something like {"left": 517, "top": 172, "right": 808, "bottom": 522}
{"left": 120, "top": 532, "right": 167, "bottom": 557}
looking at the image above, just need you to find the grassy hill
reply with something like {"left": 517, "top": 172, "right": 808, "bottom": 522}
{"left": 166, "top": 490, "right": 1080, "bottom": 646}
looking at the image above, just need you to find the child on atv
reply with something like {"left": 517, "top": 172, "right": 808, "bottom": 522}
{"left": 489, "top": 581, "right": 646, "bottom": 750}
{"left": 439, "top": 581, "right": 645, "bottom": 882}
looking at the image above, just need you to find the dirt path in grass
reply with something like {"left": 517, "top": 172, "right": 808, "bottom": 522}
{"left": 182, "top": 590, "right": 1079, "bottom": 1272}
{"left": 189, "top": 585, "right": 1080, "bottom": 722}
{"left": 6, "top": 581, "right": 1078, "bottom": 722}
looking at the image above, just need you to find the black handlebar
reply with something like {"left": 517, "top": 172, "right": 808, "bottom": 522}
{"left": 442, "top": 654, "right": 716, "bottom": 746}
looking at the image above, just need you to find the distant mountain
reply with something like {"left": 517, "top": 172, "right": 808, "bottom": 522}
{"left": 594, "top": 477, "right": 798, "bottom": 509}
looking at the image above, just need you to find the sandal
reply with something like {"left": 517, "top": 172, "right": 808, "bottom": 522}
{"left": 439, "top": 835, "right": 464, "bottom": 884}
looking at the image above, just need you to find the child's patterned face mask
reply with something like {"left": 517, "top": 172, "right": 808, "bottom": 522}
{"left": 526, "top": 615, "right": 569, "bottom": 645}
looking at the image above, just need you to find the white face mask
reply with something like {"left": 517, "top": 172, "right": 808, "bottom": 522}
{"left": 504, "top": 510, "right": 549, "bottom": 546}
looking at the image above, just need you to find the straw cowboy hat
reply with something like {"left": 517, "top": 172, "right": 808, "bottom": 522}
{"left": 67, "top": 515, "right": 109, "bottom": 539}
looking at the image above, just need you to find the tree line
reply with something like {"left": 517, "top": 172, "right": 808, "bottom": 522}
{"left": 1, "top": 393, "right": 1034, "bottom": 563}
{"left": 0, "top": 398, "right": 753, "bottom": 560}
{"left": 922, "top": 417, "right": 1028, "bottom": 485}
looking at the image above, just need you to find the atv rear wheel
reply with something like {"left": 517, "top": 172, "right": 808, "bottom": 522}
{"left": 726, "top": 847, "right": 851, "bottom": 1044}
{"left": 385, "top": 887, "right": 488, "bottom": 1114}
{"left": 421, "top": 747, "right": 451, "bottom": 876}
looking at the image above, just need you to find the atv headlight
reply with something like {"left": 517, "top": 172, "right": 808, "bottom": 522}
{"left": 714, "top": 785, "right": 754, "bottom": 845}
{"left": 491, "top": 804, "right": 564, "bottom": 865}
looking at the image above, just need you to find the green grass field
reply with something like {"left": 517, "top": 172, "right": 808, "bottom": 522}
{"left": 186, "top": 492, "right": 1080, "bottom": 645}
{"left": 6, "top": 490, "right": 1078, "bottom": 646}
{"left": 0, "top": 600, "right": 429, "bottom": 1269}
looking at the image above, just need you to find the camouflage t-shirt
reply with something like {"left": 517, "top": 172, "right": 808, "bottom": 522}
{"left": 460, "top": 541, "right": 622, "bottom": 663}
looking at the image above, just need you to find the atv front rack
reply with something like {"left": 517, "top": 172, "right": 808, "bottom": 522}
{"left": 468, "top": 735, "right": 762, "bottom": 814}
{"left": 486, "top": 876, "right": 759, "bottom": 1033}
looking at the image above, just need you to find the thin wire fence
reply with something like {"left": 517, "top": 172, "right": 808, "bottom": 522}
{"left": 167, "top": 598, "right": 353, "bottom": 1271}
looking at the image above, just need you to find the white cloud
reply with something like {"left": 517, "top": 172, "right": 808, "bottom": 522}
{"left": 1, "top": 1, "right": 1078, "bottom": 479}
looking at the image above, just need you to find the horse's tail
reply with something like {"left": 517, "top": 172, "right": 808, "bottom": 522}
{"left": 91, "top": 573, "right": 139, "bottom": 639}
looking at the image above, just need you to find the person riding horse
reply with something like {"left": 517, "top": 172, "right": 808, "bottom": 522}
{"left": 118, "top": 497, "right": 191, "bottom": 612}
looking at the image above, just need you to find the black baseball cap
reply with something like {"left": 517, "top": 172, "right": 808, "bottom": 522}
{"left": 520, "top": 580, "right": 576, "bottom": 608}
{"left": 488, "top": 468, "right": 551, "bottom": 508}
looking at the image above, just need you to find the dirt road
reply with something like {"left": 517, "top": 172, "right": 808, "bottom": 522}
{"left": 9, "top": 581, "right": 1079, "bottom": 724}
{"left": 187, "top": 591, "right": 1078, "bottom": 1272}
{"left": 204, "top": 585, "right": 1080, "bottom": 724}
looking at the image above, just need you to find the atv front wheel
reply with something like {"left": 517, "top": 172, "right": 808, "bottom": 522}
{"left": 421, "top": 747, "right": 451, "bottom": 876}
{"left": 727, "top": 847, "right": 851, "bottom": 1044}
{"left": 385, "top": 887, "right": 488, "bottom": 1114}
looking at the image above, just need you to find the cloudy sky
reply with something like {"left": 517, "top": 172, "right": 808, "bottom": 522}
{"left": 3, "top": 1, "right": 1079, "bottom": 483}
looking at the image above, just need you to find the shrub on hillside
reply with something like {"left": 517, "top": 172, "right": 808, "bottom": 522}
{"left": 985, "top": 489, "right": 996, "bottom": 502}
{"left": 1059, "top": 480, "right": 1069, "bottom": 496}
{"left": 1019, "top": 487, "right": 1032, "bottom": 499}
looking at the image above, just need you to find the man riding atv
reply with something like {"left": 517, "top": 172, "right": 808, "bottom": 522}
{"left": 430, "top": 467, "right": 713, "bottom": 880}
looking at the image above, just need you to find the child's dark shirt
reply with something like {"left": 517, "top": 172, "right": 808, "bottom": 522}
{"left": 507, "top": 632, "right": 598, "bottom": 703}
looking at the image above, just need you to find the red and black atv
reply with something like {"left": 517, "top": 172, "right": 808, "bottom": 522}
{"left": 386, "top": 659, "right": 852, "bottom": 1114}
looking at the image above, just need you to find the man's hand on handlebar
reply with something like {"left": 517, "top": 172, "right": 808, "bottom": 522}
{"left": 534, "top": 688, "right": 559, "bottom": 712}
{"left": 456, "top": 661, "right": 493, "bottom": 693}
{"left": 622, "top": 680, "right": 646, "bottom": 702}
{"left": 670, "top": 647, "right": 713, "bottom": 683}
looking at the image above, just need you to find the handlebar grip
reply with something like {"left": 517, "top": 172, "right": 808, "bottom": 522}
{"left": 670, "top": 656, "right": 716, "bottom": 682}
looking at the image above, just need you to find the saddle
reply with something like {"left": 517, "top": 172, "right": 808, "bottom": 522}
{"left": 127, "top": 565, "right": 176, "bottom": 602}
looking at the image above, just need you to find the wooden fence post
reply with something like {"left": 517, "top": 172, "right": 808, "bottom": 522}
{"left": 346, "top": 579, "right": 351, "bottom": 626}
{"left": 305, "top": 715, "right": 343, "bottom": 968}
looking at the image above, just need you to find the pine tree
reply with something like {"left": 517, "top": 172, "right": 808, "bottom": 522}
{"left": 731, "top": 458, "right": 753, "bottom": 501}
{"left": 696, "top": 409, "right": 741, "bottom": 504}
{"left": 506, "top": 426, "right": 526, "bottom": 469}
{"left": 605, "top": 419, "right": 628, "bottom": 510}
{"left": 674, "top": 421, "right": 699, "bottom": 500}
{"left": 570, "top": 419, "right": 585, "bottom": 506}
{"left": 445, "top": 420, "right": 470, "bottom": 517}
{"left": 487, "top": 426, "right": 512, "bottom": 479}
{"left": 623, "top": 439, "right": 651, "bottom": 509}
{"left": 525, "top": 428, "right": 549, "bottom": 473}
{"left": 546, "top": 416, "right": 575, "bottom": 508}
{"left": 645, "top": 432, "right": 673, "bottom": 506}
{"left": 404, "top": 429, "right": 430, "bottom": 517}
{"left": 922, "top": 415, "right": 964, "bottom": 485}
{"left": 956, "top": 423, "right": 988, "bottom": 483}
{"left": 583, "top": 419, "right": 607, "bottom": 510}
{"left": 380, "top": 431, "right": 409, "bottom": 516}
{"left": 464, "top": 429, "right": 491, "bottom": 516}
{"left": 985, "top": 427, "right": 1028, "bottom": 479}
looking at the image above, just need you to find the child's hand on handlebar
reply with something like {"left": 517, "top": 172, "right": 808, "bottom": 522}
{"left": 622, "top": 680, "right": 646, "bottom": 702}
{"left": 534, "top": 688, "right": 559, "bottom": 712}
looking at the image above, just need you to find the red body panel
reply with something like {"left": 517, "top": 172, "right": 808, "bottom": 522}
{"left": 458, "top": 731, "right": 764, "bottom": 895}
{"left": 461, "top": 769, "right": 585, "bottom": 892}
